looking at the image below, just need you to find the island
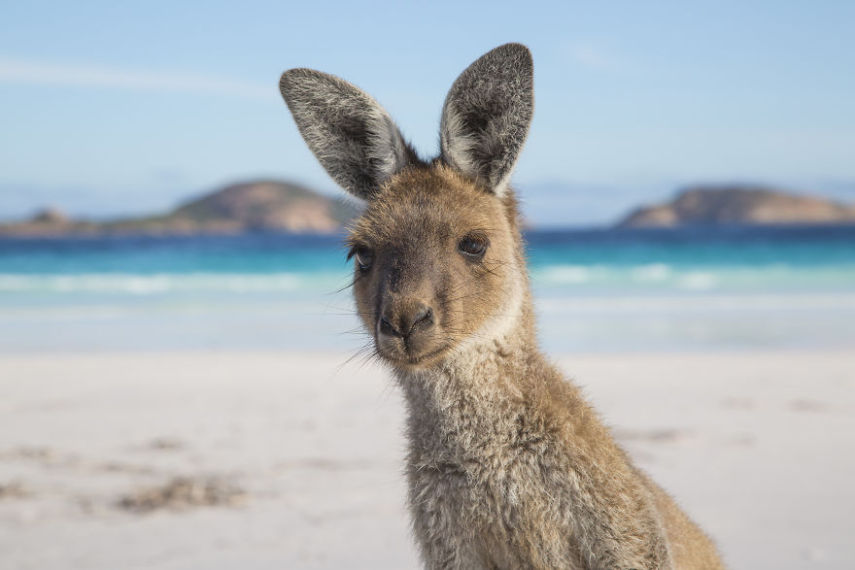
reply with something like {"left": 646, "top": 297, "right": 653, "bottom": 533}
{"left": 617, "top": 185, "right": 855, "bottom": 228}
{"left": 0, "top": 180, "right": 361, "bottom": 236}
{"left": 6, "top": 181, "right": 855, "bottom": 236}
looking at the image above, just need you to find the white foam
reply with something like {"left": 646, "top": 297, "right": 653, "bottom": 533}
{"left": 0, "top": 273, "right": 308, "bottom": 295}
{"left": 632, "top": 263, "right": 671, "bottom": 282}
{"left": 678, "top": 272, "right": 718, "bottom": 291}
{"left": 537, "top": 265, "right": 593, "bottom": 285}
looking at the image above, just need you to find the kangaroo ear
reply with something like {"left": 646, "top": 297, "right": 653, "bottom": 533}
{"left": 279, "top": 69, "right": 417, "bottom": 201}
{"left": 440, "top": 43, "right": 534, "bottom": 196}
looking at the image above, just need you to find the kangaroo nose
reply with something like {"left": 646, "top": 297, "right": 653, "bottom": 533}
{"left": 406, "top": 305, "right": 434, "bottom": 336}
{"left": 379, "top": 304, "right": 434, "bottom": 339}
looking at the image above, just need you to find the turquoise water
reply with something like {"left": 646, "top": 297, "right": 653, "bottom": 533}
{"left": 1, "top": 226, "right": 854, "bottom": 353}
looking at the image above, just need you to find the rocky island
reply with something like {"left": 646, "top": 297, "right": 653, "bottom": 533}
{"left": 618, "top": 185, "right": 855, "bottom": 228}
{"left": 0, "top": 180, "right": 360, "bottom": 236}
{"left": 6, "top": 182, "right": 854, "bottom": 236}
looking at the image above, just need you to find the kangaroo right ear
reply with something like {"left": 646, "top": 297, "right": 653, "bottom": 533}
{"left": 440, "top": 43, "right": 534, "bottom": 197}
{"left": 279, "top": 69, "right": 417, "bottom": 201}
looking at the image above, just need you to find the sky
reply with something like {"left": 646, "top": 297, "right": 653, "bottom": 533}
{"left": 2, "top": 0, "right": 854, "bottom": 226}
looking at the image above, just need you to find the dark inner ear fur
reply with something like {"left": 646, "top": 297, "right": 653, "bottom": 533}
{"left": 279, "top": 68, "right": 420, "bottom": 201}
{"left": 440, "top": 43, "right": 534, "bottom": 195}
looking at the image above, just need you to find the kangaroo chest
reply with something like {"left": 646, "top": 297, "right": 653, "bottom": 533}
{"left": 406, "top": 412, "right": 584, "bottom": 569}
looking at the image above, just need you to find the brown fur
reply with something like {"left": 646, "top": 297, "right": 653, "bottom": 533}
{"left": 349, "top": 166, "right": 725, "bottom": 569}
{"left": 279, "top": 43, "right": 726, "bottom": 569}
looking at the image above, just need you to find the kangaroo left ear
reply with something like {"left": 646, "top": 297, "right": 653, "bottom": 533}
{"left": 439, "top": 43, "right": 534, "bottom": 197}
{"left": 280, "top": 68, "right": 417, "bottom": 201}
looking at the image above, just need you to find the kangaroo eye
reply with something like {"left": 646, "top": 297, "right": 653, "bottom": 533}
{"left": 458, "top": 234, "right": 488, "bottom": 260}
{"left": 348, "top": 246, "right": 374, "bottom": 271}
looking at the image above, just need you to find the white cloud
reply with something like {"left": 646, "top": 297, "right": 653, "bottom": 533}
{"left": 565, "top": 43, "right": 621, "bottom": 71}
{"left": 0, "top": 57, "right": 274, "bottom": 100}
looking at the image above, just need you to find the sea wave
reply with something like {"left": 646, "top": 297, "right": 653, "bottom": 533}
{"left": 534, "top": 292, "right": 855, "bottom": 313}
{"left": 2, "top": 261, "right": 854, "bottom": 298}
{"left": 537, "top": 265, "right": 593, "bottom": 284}
{"left": 531, "top": 263, "right": 855, "bottom": 293}
{"left": 0, "top": 272, "right": 349, "bottom": 295}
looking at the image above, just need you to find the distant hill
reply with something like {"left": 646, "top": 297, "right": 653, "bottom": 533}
{"left": 617, "top": 186, "right": 855, "bottom": 228}
{"left": 0, "top": 180, "right": 361, "bottom": 236}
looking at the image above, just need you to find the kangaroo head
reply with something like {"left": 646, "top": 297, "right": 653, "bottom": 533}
{"left": 280, "top": 43, "right": 534, "bottom": 369}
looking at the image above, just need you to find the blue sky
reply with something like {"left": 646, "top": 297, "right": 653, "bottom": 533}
{"left": 2, "top": 0, "right": 854, "bottom": 225}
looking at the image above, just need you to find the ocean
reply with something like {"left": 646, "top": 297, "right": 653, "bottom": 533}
{"left": 1, "top": 225, "right": 854, "bottom": 353}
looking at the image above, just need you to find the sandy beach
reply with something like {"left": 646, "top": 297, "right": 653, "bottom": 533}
{"left": 0, "top": 349, "right": 852, "bottom": 569}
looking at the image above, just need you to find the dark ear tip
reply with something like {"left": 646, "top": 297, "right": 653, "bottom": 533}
{"left": 279, "top": 68, "right": 345, "bottom": 106}
{"left": 279, "top": 69, "right": 300, "bottom": 98}
{"left": 280, "top": 68, "right": 358, "bottom": 104}
{"left": 497, "top": 42, "right": 532, "bottom": 57}
{"left": 279, "top": 68, "right": 315, "bottom": 91}
{"left": 467, "top": 43, "right": 532, "bottom": 86}
{"left": 490, "top": 42, "right": 533, "bottom": 67}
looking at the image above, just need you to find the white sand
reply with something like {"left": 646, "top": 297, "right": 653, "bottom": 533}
{"left": 0, "top": 350, "right": 853, "bottom": 569}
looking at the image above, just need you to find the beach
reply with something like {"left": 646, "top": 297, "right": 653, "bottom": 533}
{"left": 1, "top": 349, "right": 853, "bottom": 569}
{"left": 1, "top": 229, "right": 854, "bottom": 568}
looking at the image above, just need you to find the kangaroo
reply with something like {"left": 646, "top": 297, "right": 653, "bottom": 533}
{"left": 279, "top": 43, "right": 725, "bottom": 570}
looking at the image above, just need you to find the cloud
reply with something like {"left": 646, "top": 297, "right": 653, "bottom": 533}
{"left": 0, "top": 57, "right": 274, "bottom": 101}
{"left": 565, "top": 43, "right": 621, "bottom": 71}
